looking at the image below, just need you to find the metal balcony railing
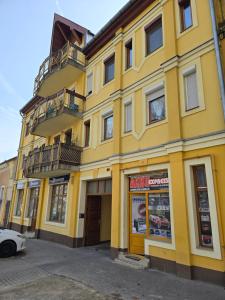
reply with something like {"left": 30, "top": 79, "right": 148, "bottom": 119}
{"left": 33, "top": 42, "right": 85, "bottom": 95}
{"left": 23, "top": 143, "right": 82, "bottom": 178}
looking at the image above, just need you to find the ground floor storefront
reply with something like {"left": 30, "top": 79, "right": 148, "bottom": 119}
{"left": 9, "top": 145, "right": 225, "bottom": 285}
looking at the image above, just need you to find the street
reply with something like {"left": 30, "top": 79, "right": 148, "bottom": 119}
{"left": 0, "top": 239, "right": 224, "bottom": 300}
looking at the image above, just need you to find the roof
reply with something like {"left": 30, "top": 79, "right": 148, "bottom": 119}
{"left": 0, "top": 156, "right": 17, "bottom": 166}
{"left": 83, "top": 0, "right": 155, "bottom": 59}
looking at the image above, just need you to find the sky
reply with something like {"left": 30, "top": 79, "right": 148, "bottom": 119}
{"left": 0, "top": 0, "right": 128, "bottom": 163}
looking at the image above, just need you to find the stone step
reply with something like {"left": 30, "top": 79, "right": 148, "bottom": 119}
{"left": 114, "top": 253, "right": 149, "bottom": 270}
{"left": 24, "top": 231, "right": 35, "bottom": 239}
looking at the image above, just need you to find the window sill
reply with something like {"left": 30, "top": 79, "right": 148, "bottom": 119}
{"left": 146, "top": 118, "right": 167, "bottom": 129}
{"left": 177, "top": 23, "right": 198, "bottom": 38}
{"left": 122, "top": 130, "right": 133, "bottom": 137}
{"left": 44, "top": 220, "right": 66, "bottom": 228}
{"left": 100, "top": 138, "right": 113, "bottom": 145}
{"left": 145, "top": 45, "right": 163, "bottom": 59}
{"left": 103, "top": 78, "right": 115, "bottom": 88}
{"left": 181, "top": 106, "right": 205, "bottom": 118}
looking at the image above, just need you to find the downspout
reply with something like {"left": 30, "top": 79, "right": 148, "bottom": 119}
{"left": 209, "top": 0, "right": 225, "bottom": 119}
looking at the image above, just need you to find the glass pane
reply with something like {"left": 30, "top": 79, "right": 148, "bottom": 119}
{"left": 147, "top": 19, "right": 163, "bottom": 54}
{"left": 104, "top": 115, "right": 113, "bottom": 139}
{"left": 193, "top": 165, "right": 213, "bottom": 248}
{"left": 105, "top": 57, "right": 115, "bottom": 83}
{"left": 148, "top": 193, "right": 171, "bottom": 239}
{"left": 98, "top": 180, "right": 105, "bottom": 194}
{"left": 185, "top": 71, "right": 199, "bottom": 110}
{"left": 105, "top": 179, "right": 112, "bottom": 194}
{"left": 87, "top": 181, "right": 98, "bottom": 194}
{"left": 183, "top": 3, "right": 192, "bottom": 29}
{"left": 131, "top": 195, "right": 146, "bottom": 234}
{"left": 149, "top": 96, "right": 165, "bottom": 122}
{"left": 125, "top": 103, "right": 132, "bottom": 132}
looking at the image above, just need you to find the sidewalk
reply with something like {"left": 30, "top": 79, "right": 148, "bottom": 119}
{"left": 0, "top": 239, "right": 224, "bottom": 300}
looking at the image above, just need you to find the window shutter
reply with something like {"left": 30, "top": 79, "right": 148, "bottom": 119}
{"left": 125, "top": 102, "right": 132, "bottom": 132}
{"left": 87, "top": 73, "right": 93, "bottom": 95}
{"left": 185, "top": 70, "right": 199, "bottom": 110}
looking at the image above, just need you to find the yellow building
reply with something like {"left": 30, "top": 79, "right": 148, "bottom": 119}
{"left": 0, "top": 157, "right": 17, "bottom": 227}
{"left": 10, "top": 0, "right": 225, "bottom": 285}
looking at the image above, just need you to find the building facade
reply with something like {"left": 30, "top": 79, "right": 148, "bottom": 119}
{"left": 0, "top": 157, "right": 17, "bottom": 227}
{"left": 10, "top": 0, "right": 225, "bottom": 285}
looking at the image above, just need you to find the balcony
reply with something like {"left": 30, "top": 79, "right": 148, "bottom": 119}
{"left": 29, "top": 89, "right": 85, "bottom": 137}
{"left": 34, "top": 42, "right": 85, "bottom": 97}
{"left": 23, "top": 143, "right": 82, "bottom": 179}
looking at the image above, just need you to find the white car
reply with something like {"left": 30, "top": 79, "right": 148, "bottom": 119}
{"left": 0, "top": 228, "right": 26, "bottom": 257}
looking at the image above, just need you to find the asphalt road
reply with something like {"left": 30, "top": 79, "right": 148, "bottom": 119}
{"left": 0, "top": 239, "right": 224, "bottom": 300}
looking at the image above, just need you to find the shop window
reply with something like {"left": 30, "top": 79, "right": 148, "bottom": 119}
{"left": 129, "top": 170, "right": 172, "bottom": 242}
{"left": 192, "top": 165, "right": 213, "bottom": 248}
{"left": 125, "top": 40, "right": 133, "bottom": 70}
{"left": 49, "top": 183, "right": 67, "bottom": 223}
{"left": 147, "top": 87, "right": 165, "bottom": 124}
{"left": 124, "top": 102, "right": 132, "bottom": 132}
{"left": 27, "top": 187, "right": 39, "bottom": 218}
{"left": 104, "top": 55, "right": 115, "bottom": 84}
{"left": 146, "top": 17, "right": 163, "bottom": 55}
{"left": 15, "top": 189, "right": 24, "bottom": 217}
{"left": 179, "top": 0, "right": 193, "bottom": 32}
{"left": 103, "top": 114, "right": 113, "bottom": 140}
{"left": 87, "top": 72, "right": 93, "bottom": 96}
{"left": 184, "top": 67, "right": 199, "bottom": 111}
{"left": 84, "top": 120, "right": 90, "bottom": 147}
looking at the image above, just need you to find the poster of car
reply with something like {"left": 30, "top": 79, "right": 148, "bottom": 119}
{"left": 132, "top": 195, "right": 146, "bottom": 234}
{"left": 148, "top": 193, "right": 172, "bottom": 239}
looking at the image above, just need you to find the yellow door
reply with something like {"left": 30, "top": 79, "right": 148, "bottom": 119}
{"left": 129, "top": 193, "right": 147, "bottom": 255}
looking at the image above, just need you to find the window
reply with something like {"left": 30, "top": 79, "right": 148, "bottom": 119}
{"left": 130, "top": 170, "right": 172, "bottom": 242}
{"left": 124, "top": 102, "right": 132, "bottom": 132}
{"left": 104, "top": 55, "right": 115, "bottom": 84}
{"left": 125, "top": 40, "right": 133, "bottom": 70}
{"left": 65, "top": 129, "right": 72, "bottom": 145}
{"left": 103, "top": 114, "right": 113, "bottom": 140}
{"left": 49, "top": 183, "right": 68, "bottom": 223}
{"left": 27, "top": 187, "right": 39, "bottom": 218}
{"left": 54, "top": 135, "right": 60, "bottom": 144}
{"left": 184, "top": 68, "right": 199, "bottom": 110}
{"left": 146, "top": 17, "right": 163, "bottom": 55}
{"left": 192, "top": 165, "right": 213, "bottom": 248}
{"left": 25, "top": 123, "right": 29, "bottom": 136}
{"left": 84, "top": 120, "right": 90, "bottom": 147}
{"left": 87, "top": 73, "right": 93, "bottom": 95}
{"left": 147, "top": 87, "right": 165, "bottom": 124}
{"left": 179, "top": 0, "right": 193, "bottom": 31}
{"left": 15, "top": 189, "right": 24, "bottom": 217}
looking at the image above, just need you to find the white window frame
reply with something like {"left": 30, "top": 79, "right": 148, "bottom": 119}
{"left": 183, "top": 66, "right": 199, "bottom": 111}
{"left": 86, "top": 72, "right": 93, "bottom": 96}
{"left": 175, "top": 0, "right": 198, "bottom": 38}
{"left": 45, "top": 181, "right": 69, "bottom": 228}
{"left": 124, "top": 100, "right": 132, "bottom": 133}
{"left": 145, "top": 163, "right": 176, "bottom": 252}
{"left": 143, "top": 81, "right": 166, "bottom": 128}
{"left": 179, "top": 59, "right": 205, "bottom": 117}
{"left": 101, "top": 109, "right": 113, "bottom": 142}
{"left": 184, "top": 157, "right": 221, "bottom": 259}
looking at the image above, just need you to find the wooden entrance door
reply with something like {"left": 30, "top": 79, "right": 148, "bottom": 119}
{"left": 85, "top": 196, "right": 101, "bottom": 246}
{"left": 129, "top": 193, "right": 147, "bottom": 255}
{"left": 28, "top": 188, "right": 39, "bottom": 232}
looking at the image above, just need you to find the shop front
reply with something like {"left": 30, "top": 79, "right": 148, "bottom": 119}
{"left": 129, "top": 169, "right": 172, "bottom": 255}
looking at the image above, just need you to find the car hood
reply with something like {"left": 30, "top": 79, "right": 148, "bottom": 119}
{"left": 0, "top": 229, "right": 21, "bottom": 237}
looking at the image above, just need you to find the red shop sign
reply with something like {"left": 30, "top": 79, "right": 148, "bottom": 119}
{"left": 129, "top": 174, "right": 169, "bottom": 191}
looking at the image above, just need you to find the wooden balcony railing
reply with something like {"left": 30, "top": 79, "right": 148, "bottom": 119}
{"left": 29, "top": 89, "right": 85, "bottom": 135}
{"left": 34, "top": 42, "right": 85, "bottom": 95}
{"left": 23, "top": 143, "right": 82, "bottom": 178}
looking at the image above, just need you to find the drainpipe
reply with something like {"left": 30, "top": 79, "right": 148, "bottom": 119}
{"left": 209, "top": 0, "right": 225, "bottom": 120}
